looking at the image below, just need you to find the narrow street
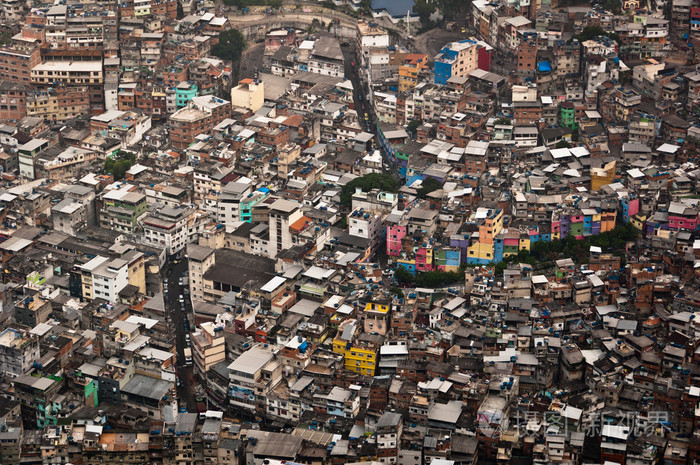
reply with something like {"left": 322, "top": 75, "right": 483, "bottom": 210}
{"left": 341, "top": 42, "right": 400, "bottom": 178}
{"left": 163, "top": 257, "right": 198, "bottom": 413}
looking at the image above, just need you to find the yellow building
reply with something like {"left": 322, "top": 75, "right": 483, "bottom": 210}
{"left": 591, "top": 160, "right": 616, "bottom": 191}
{"left": 124, "top": 250, "right": 146, "bottom": 295}
{"left": 478, "top": 208, "right": 504, "bottom": 245}
{"left": 395, "top": 53, "right": 429, "bottom": 93}
{"left": 630, "top": 214, "right": 647, "bottom": 231}
{"left": 134, "top": 0, "right": 151, "bottom": 16}
{"left": 601, "top": 211, "right": 617, "bottom": 232}
{"left": 467, "top": 241, "right": 494, "bottom": 262}
{"left": 26, "top": 89, "right": 90, "bottom": 122}
{"left": 230, "top": 78, "right": 264, "bottom": 112}
{"left": 364, "top": 300, "right": 390, "bottom": 314}
{"left": 363, "top": 298, "right": 391, "bottom": 335}
{"left": 332, "top": 319, "right": 377, "bottom": 376}
{"left": 518, "top": 235, "right": 530, "bottom": 251}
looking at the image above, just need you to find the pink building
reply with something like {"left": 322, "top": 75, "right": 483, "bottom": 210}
{"left": 669, "top": 215, "right": 699, "bottom": 230}
{"left": 387, "top": 224, "right": 407, "bottom": 256}
{"left": 503, "top": 237, "right": 519, "bottom": 247}
{"left": 415, "top": 246, "right": 433, "bottom": 272}
{"left": 667, "top": 202, "right": 699, "bottom": 230}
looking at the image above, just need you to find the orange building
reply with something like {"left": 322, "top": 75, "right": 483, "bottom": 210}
{"left": 393, "top": 53, "right": 429, "bottom": 92}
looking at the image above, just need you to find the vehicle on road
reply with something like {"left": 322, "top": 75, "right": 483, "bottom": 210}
{"left": 184, "top": 348, "right": 192, "bottom": 366}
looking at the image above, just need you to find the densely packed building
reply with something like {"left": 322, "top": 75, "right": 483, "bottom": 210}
{"left": 1, "top": 0, "right": 700, "bottom": 464}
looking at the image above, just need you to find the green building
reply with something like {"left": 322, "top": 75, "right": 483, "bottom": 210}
{"left": 99, "top": 191, "right": 147, "bottom": 233}
{"left": 175, "top": 82, "right": 198, "bottom": 108}
{"left": 560, "top": 101, "right": 577, "bottom": 129}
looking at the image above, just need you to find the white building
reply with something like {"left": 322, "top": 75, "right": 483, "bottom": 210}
{"left": 142, "top": 206, "right": 201, "bottom": 254}
{"left": 308, "top": 36, "right": 345, "bottom": 78}
{"left": 348, "top": 207, "right": 385, "bottom": 252}
{"left": 79, "top": 255, "right": 130, "bottom": 303}
{"left": 227, "top": 346, "right": 281, "bottom": 412}
{"left": 357, "top": 20, "right": 390, "bottom": 49}
{"left": 268, "top": 199, "right": 303, "bottom": 258}
{"left": 192, "top": 322, "right": 226, "bottom": 377}
{"left": 217, "top": 181, "right": 251, "bottom": 226}
{"left": 0, "top": 328, "right": 40, "bottom": 378}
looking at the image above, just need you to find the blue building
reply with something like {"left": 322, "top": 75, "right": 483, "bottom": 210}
{"left": 433, "top": 40, "right": 478, "bottom": 85}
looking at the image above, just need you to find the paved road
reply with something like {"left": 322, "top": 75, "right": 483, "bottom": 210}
{"left": 412, "top": 28, "right": 465, "bottom": 57}
{"left": 227, "top": 11, "right": 357, "bottom": 29}
{"left": 164, "top": 258, "right": 197, "bottom": 413}
{"left": 240, "top": 42, "right": 264, "bottom": 80}
{"left": 341, "top": 42, "right": 399, "bottom": 177}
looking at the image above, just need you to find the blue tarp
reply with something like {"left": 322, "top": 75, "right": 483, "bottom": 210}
{"left": 538, "top": 61, "right": 551, "bottom": 72}
{"left": 371, "top": 0, "right": 416, "bottom": 17}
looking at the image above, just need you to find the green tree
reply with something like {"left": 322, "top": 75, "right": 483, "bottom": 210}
{"left": 394, "top": 267, "right": 415, "bottom": 285}
{"left": 417, "top": 177, "right": 443, "bottom": 199}
{"left": 307, "top": 18, "right": 322, "bottom": 33}
{"left": 104, "top": 150, "right": 137, "bottom": 181}
{"left": 211, "top": 29, "right": 248, "bottom": 65}
{"left": 556, "top": 140, "right": 571, "bottom": 149}
{"left": 413, "top": 0, "right": 436, "bottom": 26}
{"left": 340, "top": 173, "right": 400, "bottom": 207}
{"left": 575, "top": 26, "right": 620, "bottom": 43}
{"left": 406, "top": 119, "right": 421, "bottom": 136}
{"left": 605, "top": 0, "right": 622, "bottom": 14}
{"left": 389, "top": 286, "right": 404, "bottom": 297}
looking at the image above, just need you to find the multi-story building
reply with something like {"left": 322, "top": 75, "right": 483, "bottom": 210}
{"left": 227, "top": 345, "right": 282, "bottom": 413}
{"left": 268, "top": 198, "right": 303, "bottom": 258}
{"left": 377, "top": 412, "right": 403, "bottom": 464}
{"left": 78, "top": 255, "right": 130, "bottom": 303}
{"left": 230, "top": 79, "right": 264, "bottom": 112}
{"left": 632, "top": 60, "right": 678, "bottom": 100}
{"left": 169, "top": 95, "right": 231, "bottom": 149}
{"left": 308, "top": 36, "right": 345, "bottom": 78}
{"left": 176, "top": 82, "right": 198, "bottom": 108}
{"left": 99, "top": 189, "right": 148, "bottom": 233}
{"left": 187, "top": 243, "right": 216, "bottom": 302}
{"left": 192, "top": 322, "right": 226, "bottom": 378}
{"left": 395, "top": 53, "right": 428, "bottom": 92}
{"left": 0, "top": 82, "right": 27, "bottom": 123}
{"left": 0, "top": 44, "right": 41, "bottom": 84}
{"left": 13, "top": 373, "right": 62, "bottom": 427}
{"left": 0, "top": 328, "right": 40, "bottom": 378}
{"left": 51, "top": 198, "right": 87, "bottom": 235}
{"left": 26, "top": 87, "right": 91, "bottom": 122}
{"left": 17, "top": 138, "right": 49, "bottom": 179}
{"left": 142, "top": 205, "right": 201, "bottom": 254}
{"left": 193, "top": 160, "right": 236, "bottom": 200}
{"left": 332, "top": 319, "right": 379, "bottom": 376}
{"left": 348, "top": 207, "right": 386, "bottom": 257}
{"left": 217, "top": 181, "right": 251, "bottom": 225}
{"left": 30, "top": 60, "right": 104, "bottom": 111}
{"left": 434, "top": 40, "right": 479, "bottom": 85}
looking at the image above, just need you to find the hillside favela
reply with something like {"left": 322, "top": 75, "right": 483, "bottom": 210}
{"left": 2, "top": 0, "right": 700, "bottom": 463}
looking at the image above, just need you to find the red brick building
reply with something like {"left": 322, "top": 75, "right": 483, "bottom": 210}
{"left": 0, "top": 82, "right": 27, "bottom": 123}
{"left": 0, "top": 44, "right": 41, "bottom": 84}
{"left": 170, "top": 95, "right": 231, "bottom": 149}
